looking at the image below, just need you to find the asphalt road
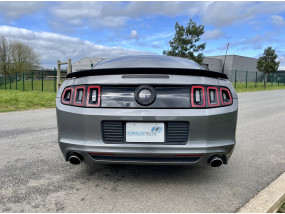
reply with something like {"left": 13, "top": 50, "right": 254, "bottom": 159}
{"left": 0, "top": 90, "right": 285, "bottom": 212}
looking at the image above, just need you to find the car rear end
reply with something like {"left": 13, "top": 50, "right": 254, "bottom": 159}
{"left": 56, "top": 56, "right": 238, "bottom": 167}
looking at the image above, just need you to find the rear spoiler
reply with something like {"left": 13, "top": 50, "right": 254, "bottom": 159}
{"left": 66, "top": 68, "right": 228, "bottom": 79}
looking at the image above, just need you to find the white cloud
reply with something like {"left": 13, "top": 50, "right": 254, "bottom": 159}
{"left": 228, "top": 32, "right": 280, "bottom": 51}
{"left": 202, "top": 2, "right": 285, "bottom": 27}
{"left": 48, "top": 2, "right": 128, "bottom": 30}
{"left": 46, "top": 2, "right": 285, "bottom": 30}
{"left": 130, "top": 30, "right": 138, "bottom": 39}
{"left": 139, "top": 32, "right": 173, "bottom": 50}
{"left": 277, "top": 56, "right": 284, "bottom": 67}
{"left": 1, "top": 2, "right": 285, "bottom": 30}
{"left": 202, "top": 29, "right": 224, "bottom": 40}
{"left": 117, "top": 31, "right": 173, "bottom": 51}
{"left": 143, "top": 32, "right": 173, "bottom": 42}
{"left": 271, "top": 15, "right": 285, "bottom": 27}
{"left": 0, "top": 2, "right": 44, "bottom": 19}
{"left": 202, "top": 2, "right": 253, "bottom": 27}
{"left": 276, "top": 51, "right": 285, "bottom": 69}
{"left": 0, "top": 25, "right": 154, "bottom": 68}
{"left": 111, "top": 1, "right": 209, "bottom": 18}
{"left": 46, "top": 2, "right": 209, "bottom": 30}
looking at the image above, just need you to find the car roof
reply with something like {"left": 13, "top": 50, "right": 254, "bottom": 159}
{"left": 93, "top": 55, "right": 203, "bottom": 70}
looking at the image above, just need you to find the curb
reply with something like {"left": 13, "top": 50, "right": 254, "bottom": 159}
{"left": 237, "top": 172, "right": 285, "bottom": 213}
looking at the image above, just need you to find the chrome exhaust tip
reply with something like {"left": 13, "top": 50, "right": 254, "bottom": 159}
{"left": 208, "top": 156, "right": 223, "bottom": 167}
{"left": 69, "top": 155, "right": 82, "bottom": 165}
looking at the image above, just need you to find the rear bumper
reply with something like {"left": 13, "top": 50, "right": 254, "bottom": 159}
{"left": 58, "top": 141, "right": 235, "bottom": 165}
{"left": 56, "top": 98, "right": 238, "bottom": 165}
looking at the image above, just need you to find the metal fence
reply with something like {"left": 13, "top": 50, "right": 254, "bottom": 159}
{"left": 0, "top": 69, "right": 285, "bottom": 92}
{"left": 0, "top": 69, "right": 67, "bottom": 92}
{"left": 227, "top": 70, "right": 285, "bottom": 88}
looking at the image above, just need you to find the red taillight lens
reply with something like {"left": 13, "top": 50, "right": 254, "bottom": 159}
{"left": 61, "top": 87, "right": 73, "bottom": 104}
{"left": 220, "top": 88, "right": 232, "bottom": 105}
{"left": 207, "top": 87, "right": 219, "bottom": 107}
{"left": 87, "top": 86, "right": 101, "bottom": 107}
{"left": 191, "top": 86, "right": 206, "bottom": 107}
{"left": 191, "top": 86, "right": 232, "bottom": 108}
{"left": 73, "top": 86, "right": 85, "bottom": 106}
{"left": 61, "top": 85, "right": 232, "bottom": 108}
{"left": 61, "top": 85, "right": 101, "bottom": 107}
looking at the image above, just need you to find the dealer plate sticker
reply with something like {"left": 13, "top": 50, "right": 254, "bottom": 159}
{"left": 126, "top": 122, "right": 165, "bottom": 142}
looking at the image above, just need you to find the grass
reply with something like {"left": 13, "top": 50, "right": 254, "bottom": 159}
{"left": 0, "top": 90, "right": 56, "bottom": 112}
{"left": 234, "top": 82, "right": 285, "bottom": 93}
{"left": 0, "top": 79, "right": 56, "bottom": 92}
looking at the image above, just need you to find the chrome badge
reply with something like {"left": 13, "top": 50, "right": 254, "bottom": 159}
{"left": 135, "top": 85, "right": 156, "bottom": 106}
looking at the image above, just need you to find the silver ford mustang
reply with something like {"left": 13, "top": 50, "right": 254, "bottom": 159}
{"left": 56, "top": 55, "right": 238, "bottom": 167}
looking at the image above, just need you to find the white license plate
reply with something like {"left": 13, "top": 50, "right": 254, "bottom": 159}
{"left": 126, "top": 122, "right": 165, "bottom": 142}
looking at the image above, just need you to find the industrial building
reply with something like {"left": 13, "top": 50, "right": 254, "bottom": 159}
{"left": 202, "top": 55, "right": 264, "bottom": 82}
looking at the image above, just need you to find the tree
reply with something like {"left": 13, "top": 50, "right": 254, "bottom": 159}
{"left": 257, "top": 47, "right": 280, "bottom": 89}
{"left": 0, "top": 36, "right": 11, "bottom": 75}
{"left": 9, "top": 41, "right": 40, "bottom": 74}
{"left": 0, "top": 37, "right": 40, "bottom": 75}
{"left": 163, "top": 19, "right": 206, "bottom": 65}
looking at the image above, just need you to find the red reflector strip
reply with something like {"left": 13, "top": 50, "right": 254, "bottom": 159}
{"left": 88, "top": 153, "right": 114, "bottom": 156}
{"left": 176, "top": 154, "right": 203, "bottom": 157}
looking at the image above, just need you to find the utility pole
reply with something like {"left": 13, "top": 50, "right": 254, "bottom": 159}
{"left": 222, "top": 43, "right": 229, "bottom": 74}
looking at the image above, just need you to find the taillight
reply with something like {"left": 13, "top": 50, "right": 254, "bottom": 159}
{"left": 191, "top": 85, "right": 233, "bottom": 108}
{"left": 191, "top": 86, "right": 206, "bottom": 107}
{"left": 61, "top": 87, "right": 73, "bottom": 104}
{"left": 220, "top": 88, "right": 232, "bottom": 105}
{"left": 207, "top": 87, "right": 219, "bottom": 107}
{"left": 87, "top": 86, "right": 101, "bottom": 107}
{"left": 61, "top": 85, "right": 233, "bottom": 108}
{"left": 61, "top": 85, "right": 101, "bottom": 107}
{"left": 74, "top": 86, "right": 85, "bottom": 106}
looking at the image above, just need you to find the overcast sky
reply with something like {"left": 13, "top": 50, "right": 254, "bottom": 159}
{"left": 0, "top": 1, "right": 285, "bottom": 68}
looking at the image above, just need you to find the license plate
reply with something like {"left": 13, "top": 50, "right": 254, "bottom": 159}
{"left": 126, "top": 122, "right": 165, "bottom": 142}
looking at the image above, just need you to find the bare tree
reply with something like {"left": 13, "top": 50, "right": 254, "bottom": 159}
{"left": 0, "top": 36, "right": 40, "bottom": 75}
{"left": 10, "top": 41, "right": 40, "bottom": 74}
{"left": 0, "top": 36, "right": 11, "bottom": 75}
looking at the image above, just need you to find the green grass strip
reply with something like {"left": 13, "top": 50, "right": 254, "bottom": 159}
{"left": 235, "top": 84, "right": 285, "bottom": 93}
{"left": 0, "top": 90, "right": 56, "bottom": 112}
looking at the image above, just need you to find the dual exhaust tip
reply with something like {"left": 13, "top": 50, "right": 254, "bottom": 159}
{"left": 68, "top": 154, "right": 223, "bottom": 167}
{"left": 208, "top": 155, "right": 223, "bottom": 167}
{"left": 68, "top": 154, "right": 83, "bottom": 165}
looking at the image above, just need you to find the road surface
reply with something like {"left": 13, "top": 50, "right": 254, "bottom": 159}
{"left": 0, "top": 90, "right": 285, "bottom": 212}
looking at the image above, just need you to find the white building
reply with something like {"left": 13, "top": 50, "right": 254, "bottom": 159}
{"left": 72, "top": 57, "right": 105, "bottom": 72}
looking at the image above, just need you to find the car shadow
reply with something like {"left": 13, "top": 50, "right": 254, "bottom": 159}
{"left": 79, "top": 163, "right": 217, "bottom": 185}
